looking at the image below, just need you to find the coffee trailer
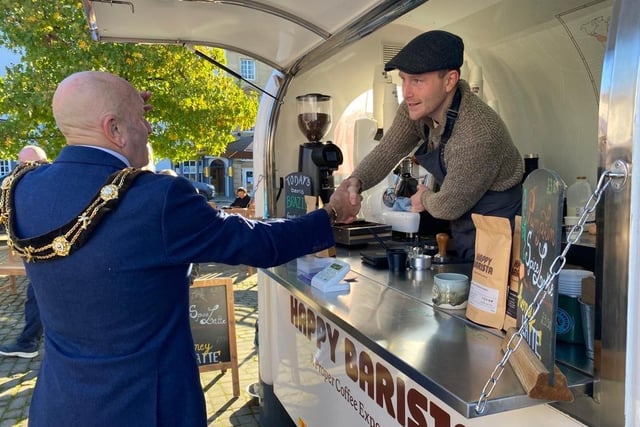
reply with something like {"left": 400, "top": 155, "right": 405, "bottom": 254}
{"left": 81, "top": 1, "right": 639, "bottom": 426}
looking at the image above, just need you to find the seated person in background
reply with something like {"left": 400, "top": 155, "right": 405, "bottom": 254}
{"left": 229, "top": 186, "right": 251, "bottom": 208}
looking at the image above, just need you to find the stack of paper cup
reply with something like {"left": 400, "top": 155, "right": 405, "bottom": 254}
{"left": 557, "top": 269, "right": 594, "bottom": 344}
{"left": 558, "top": 269, "right": 594, "bottom": 297}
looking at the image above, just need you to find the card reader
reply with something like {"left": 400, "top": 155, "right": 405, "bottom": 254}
{"left": 310, "top": 259, "right": 350, "bottom": 292}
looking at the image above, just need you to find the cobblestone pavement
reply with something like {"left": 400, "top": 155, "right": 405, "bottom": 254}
{"left": 0, "top": 251, "right": 262, "bottom": 427}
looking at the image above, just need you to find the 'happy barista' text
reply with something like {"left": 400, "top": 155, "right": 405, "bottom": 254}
{"left": 291, "top": 296, "right": 466, "bottom": 427}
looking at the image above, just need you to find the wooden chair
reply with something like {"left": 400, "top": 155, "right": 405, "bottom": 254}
{"left": 0, "top": 247, "right": 26, "bottom": 294}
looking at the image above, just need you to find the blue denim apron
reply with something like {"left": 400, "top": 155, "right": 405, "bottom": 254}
{"left": 413, "top": 89, "right": 522, "bottom": 261}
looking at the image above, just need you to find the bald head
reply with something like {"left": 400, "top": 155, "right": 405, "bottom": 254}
{"left": 18, "top": 145, "right": 47, "bottom": 164}
{"left": 51, "top": 71, "right": 152, "bottom": 168}
{"left": 52, "top": 71, "right": 135, "bottom": 142}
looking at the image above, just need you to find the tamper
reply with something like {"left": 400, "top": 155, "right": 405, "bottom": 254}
{"left": 432, "top": 233, "right": 451, "bottom": 264}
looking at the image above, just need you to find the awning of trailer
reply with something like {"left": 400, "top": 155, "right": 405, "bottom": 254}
{"left": 81, "top": 0, "right": 411, "bottom": 73}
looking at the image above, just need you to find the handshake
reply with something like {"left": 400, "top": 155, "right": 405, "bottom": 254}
{"left": 322, "top": 177, "right": 363, "bottom": 224}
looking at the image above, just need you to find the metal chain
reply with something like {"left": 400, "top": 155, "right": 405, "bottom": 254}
{"left": 474, "top": 170, "right": 618, "bottom": 415}
{"left": 254, "top": 174, "right": 264, "bottom": 192}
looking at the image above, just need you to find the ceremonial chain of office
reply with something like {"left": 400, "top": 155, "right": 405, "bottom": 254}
{"left": 0, "top": 162, "right": 148, "bottom": 263}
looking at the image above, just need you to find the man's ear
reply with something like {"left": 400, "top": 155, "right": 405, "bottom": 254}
{"left": 445, "top": 70, "right": 460, "bottom": 92}
{"left": 102, "top": 115, "right": 125, "bottom": 149}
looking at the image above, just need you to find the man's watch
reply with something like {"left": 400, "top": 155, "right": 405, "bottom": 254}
{"left": 327, "top": 205, "right": 338, "bottom": 225}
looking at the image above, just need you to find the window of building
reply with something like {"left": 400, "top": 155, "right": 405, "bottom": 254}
{"left": 181, "top": 160, "right": 198, "bottom": 181}
{"left": 240, "top": 58, "right": 256, "bottom": 81}
{"left": 0, "top": 160, "right": 11, "bottom": 176}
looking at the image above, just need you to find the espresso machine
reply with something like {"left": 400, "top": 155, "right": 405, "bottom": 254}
{"left": 297, "top": 93, "right": 343, "bottom": 204}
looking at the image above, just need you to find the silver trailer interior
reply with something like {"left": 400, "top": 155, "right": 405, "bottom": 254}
{"left": 81, "top": 0, "right": 640, "bottom": 425}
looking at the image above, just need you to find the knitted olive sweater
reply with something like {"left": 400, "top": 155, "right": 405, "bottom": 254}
{"left": 351, "top": 80, "right": 523, "bottom": 220}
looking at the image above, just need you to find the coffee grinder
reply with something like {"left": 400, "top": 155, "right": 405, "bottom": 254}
{"left": 297, "top": 93, "right": 343, "bottom": 204}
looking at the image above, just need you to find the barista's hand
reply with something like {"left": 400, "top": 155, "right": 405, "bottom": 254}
{"left": 338, "top": 176, "right": 363, "bottom": 207}
{"left": 410, "top": 184, "right": 428, "bottom": 213}
{"left": 326, "top": 180, "right": 361, "bottom": 224}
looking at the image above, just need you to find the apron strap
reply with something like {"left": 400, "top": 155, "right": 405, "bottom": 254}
{"left": 438, "top": 87, "right": 462, "bottom": 172}
{"left": 415, "top": 86, "right": 462, "bottom": 173}
{"left": 442, "top": 87, "right": 462, "bottom": 143}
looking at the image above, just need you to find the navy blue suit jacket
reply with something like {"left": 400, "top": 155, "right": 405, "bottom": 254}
{"left": 13, "top": 146, "right": 334, "bottom": 426}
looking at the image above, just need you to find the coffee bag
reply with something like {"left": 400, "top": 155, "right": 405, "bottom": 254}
{"left": 466, "top": 214, "right": 512, "bottom": 329}
{"left": 503, "top": 215, "right": 522, "bottom": 331}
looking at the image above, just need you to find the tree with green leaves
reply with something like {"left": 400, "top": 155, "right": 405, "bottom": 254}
{"left": 0, "top": 0, "right": 258, "bottom": 162}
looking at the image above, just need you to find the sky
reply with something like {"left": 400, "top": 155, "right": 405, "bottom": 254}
{"left": 0, "top": 47, "right": 20, "bottom": 75}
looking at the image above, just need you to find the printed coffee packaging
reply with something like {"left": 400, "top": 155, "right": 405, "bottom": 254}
{"left": 503, "top": 215, "right": 521, "bottom": 331}
{"left": 466, "top": 214, "right": 512, "bottom": 329}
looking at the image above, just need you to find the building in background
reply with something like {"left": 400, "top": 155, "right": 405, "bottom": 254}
{"left": 225, "top": 51, "right": 273, "bottom": 94}
{"left": 0, "top": 157, "right": 17, "bottom": 177}
{"left": 218, "top": 130, "right": 254, "bottom": 196}
{"left": 156, "top": 130, "right": 254, "bottom": 200}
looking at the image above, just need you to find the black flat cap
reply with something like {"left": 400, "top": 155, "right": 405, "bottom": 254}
{"left": 385, "top": 30, "right": 464, "bottom": 74}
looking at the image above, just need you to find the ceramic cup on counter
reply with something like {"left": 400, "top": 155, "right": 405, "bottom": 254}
{"left": 432, "top": 273, "right": 470, "bottom": 309}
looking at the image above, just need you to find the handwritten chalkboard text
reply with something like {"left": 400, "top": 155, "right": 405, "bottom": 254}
{"left": 285, "top": 174, "right": 311, "bottom": 187}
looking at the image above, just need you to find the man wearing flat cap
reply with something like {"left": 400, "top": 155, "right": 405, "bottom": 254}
{"left": 336, "top": 30, "right": 523, "bottom": 260}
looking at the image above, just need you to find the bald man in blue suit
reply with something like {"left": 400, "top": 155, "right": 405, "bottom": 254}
{"left": 2, "top": 71, "right": 359, "bottom": 427}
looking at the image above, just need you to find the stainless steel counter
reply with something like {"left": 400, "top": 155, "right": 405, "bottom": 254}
{"left": 262, "top": 245, "right": 592, "bottom": 419}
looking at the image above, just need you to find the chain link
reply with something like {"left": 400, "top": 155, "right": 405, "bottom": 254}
{"left": 474, "top": 171, "right": 615, "bottom": 415}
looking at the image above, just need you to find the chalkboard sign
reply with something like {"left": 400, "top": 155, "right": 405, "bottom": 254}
{"left": 517, "top": 169, "right": 565, "bottom": 385}
{"left": 284, "top": 172, "right": 312, "bottom": 218}
{"left": 189, "top": 276, "right": 239, "bottom": 396}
